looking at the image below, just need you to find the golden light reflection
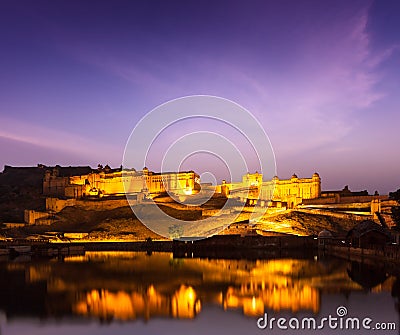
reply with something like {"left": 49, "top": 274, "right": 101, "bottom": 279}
{"left": 172, "top": 285, "right": 201, "bottom": 318}
{"left": 63, "top": 256, "right": 86, "bottom": 262}
{"left": 74, "top": 288, "right": 164, "bottom": 320}
{"left": 73, "top": 284, "right": 201, "bottom": 320}
{"left": 243, "top": 296, "right": 264, "bottom": 316}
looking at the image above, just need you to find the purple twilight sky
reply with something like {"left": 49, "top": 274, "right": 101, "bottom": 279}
{"left": 0, "top": 0, "right": 399, "bottom": 193}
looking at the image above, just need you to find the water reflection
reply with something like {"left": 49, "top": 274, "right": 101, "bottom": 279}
{"left": 0, "top": 252, "right": 397, "bottom": 322}
{"left": 73, "top": 284, "right": 201, "bottom": 321}
{"left": 347, "top": 261, "right": 389, "bottom": 291}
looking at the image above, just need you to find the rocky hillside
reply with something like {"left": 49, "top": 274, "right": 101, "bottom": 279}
{"left": 256, "top": 210, "right": 357, "bottom": 236}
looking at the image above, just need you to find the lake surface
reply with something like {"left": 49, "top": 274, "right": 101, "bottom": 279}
{"left": 0, "top": 251, "right": 398, "bottom": 335}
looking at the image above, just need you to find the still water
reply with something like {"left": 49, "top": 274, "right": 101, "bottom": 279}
{"left": 0, "top": 251, "right": 398, "bottom": 335}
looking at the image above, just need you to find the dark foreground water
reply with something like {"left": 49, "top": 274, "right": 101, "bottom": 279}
{"left": 0, "top": 251, "right": 398, "bottom": 335}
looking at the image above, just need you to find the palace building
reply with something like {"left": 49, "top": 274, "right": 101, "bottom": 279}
{"left": 43, "top": 165, "right": 199, "bottom": 199}
{"left": 216, "top": 172, "right": 321, "bottom": 208}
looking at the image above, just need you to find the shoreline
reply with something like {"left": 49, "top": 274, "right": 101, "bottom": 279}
{"left": 0, "top": 235, "right": 319, "bottom": 259}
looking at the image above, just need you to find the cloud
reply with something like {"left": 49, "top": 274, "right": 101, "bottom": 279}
{"left": 228, "top": 5, "right": 397, "bottom": 158}
{"left": 0, "top": 117, "right": 122, "bottom": 164}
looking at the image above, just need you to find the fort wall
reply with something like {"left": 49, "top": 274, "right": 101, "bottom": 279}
{"left": 24, "top": 210, "right": 51, "bottom": 225}
{"left": 302, "top": 194, "right": 388, "bottom": 205}
{"left": 75, "top": 199, "right": 132, "bottom": 211}
{"left": 46, "top": 198, "right": 76, "bottom": 212}
{"left": 296, "top": 208, "right": 370, "bottom": 221}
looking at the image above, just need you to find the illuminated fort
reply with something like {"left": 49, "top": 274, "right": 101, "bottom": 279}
{"left": 34, "top": 164, "right": 385, "bottom": 226}
{"left": 42, "top": 164, "right": 320, "bottom": 207}
{"left": 216, "top": 172, "right": 321, "bottom": 208}
{"left": 43, "top": 165, "right": 199, "bottom": 198}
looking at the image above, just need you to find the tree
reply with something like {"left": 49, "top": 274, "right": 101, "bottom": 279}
{"left": 389, "top": 189, "right": 400, "bottom": 230}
